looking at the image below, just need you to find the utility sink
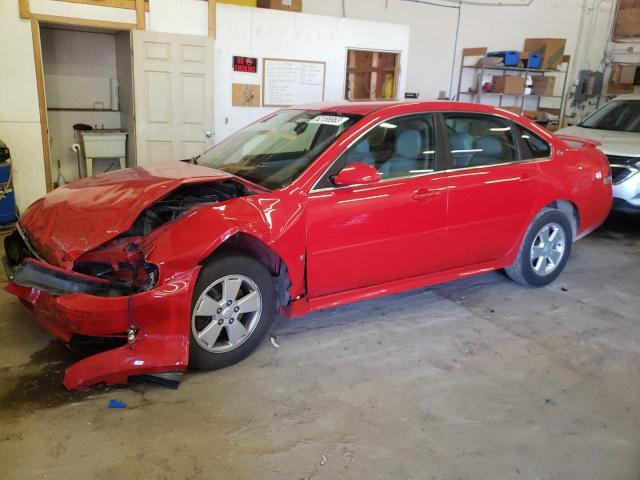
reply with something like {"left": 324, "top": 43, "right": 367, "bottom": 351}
{"left": 80, "top": 130, "right": 128, "bottom": 176}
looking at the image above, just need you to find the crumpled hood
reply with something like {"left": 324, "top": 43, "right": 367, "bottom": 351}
{"left": 19, "top": 162, "right": 235, "bottom": 268}
{"left": 557, "top": 125, "right": 640, "bottom": 158}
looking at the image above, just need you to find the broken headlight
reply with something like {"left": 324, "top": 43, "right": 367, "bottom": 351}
{"left": 74, "top": 243, "right": 159, "bottom": 293}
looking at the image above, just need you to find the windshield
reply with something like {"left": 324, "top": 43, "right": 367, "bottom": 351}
{"left": 579, "top": 100, "right": 640, "bottom": 133}
{"left": 197, "top": 109, "right": 362, "bottom": 189}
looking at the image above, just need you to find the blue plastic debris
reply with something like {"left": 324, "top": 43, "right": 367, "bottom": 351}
{"left": 108, "top": 399, "right": 127, "bottom": 409}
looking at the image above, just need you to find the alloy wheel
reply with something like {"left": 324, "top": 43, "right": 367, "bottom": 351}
{"left": 530, "top": 222, "right": 566, "bottom": 276}
{"left": 191, "top": 275, "right": 263, "bottom": 353}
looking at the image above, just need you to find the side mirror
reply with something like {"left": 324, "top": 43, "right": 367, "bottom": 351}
{"left": 333, "top": 162, "right": 381, "bottom": 187}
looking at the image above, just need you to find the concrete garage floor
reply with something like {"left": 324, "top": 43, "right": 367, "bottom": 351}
{"left": 0, "top": 216, "right": 639, "bottom": 480}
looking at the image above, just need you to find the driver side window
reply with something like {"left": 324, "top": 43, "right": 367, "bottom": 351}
{"left": 317, "top": 113, "right": 437, "bottom": 189}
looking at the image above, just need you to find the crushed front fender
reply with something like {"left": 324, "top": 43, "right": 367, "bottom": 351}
{"left": 5, "top": 265, "right": 200, "bottom": 391}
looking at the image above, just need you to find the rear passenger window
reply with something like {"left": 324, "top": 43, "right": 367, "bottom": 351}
{"left": 444, "top": 114, "right": 517, "bottom": 169}
{"left": 516, "top": 125, "right": 551, "bottom": 159}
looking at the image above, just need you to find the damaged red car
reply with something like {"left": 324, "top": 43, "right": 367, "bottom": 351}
{"left": 3, "top": 102, "right": 612, "bottom": 391}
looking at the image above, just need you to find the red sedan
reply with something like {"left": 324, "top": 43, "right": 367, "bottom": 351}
{"left": 4, "top": 101, "right": 612, "bottom": 390}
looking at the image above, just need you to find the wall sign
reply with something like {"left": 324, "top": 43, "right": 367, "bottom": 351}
{"left": 233, "top": 56, "right": 258, "bottom": 73}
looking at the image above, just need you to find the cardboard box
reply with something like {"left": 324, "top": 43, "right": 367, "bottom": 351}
{"left": 523, "top": 111, "right": 548, "bottom": 122}
{"left": 491, "top": 75, "right": 525, "bottom": 95}
{"left": 257, "top": 0, "right": 302, "bottom": 12}
{"left": 619, "top": 65, "right": 637, "bottom": 85}
{"left": 613, "top": 5, "right": 640, "bottom": 39}
{"left": 218, "top": 0, "right": 257, "bottom": 6}
{"left": 501, "top": 106, "right": 523, "bottom": 115}
{"left": 524, "top": 38, "right": 566, "bottom": 70}
{"left": 531, "top": 76, "right": 556, "bottom": 96}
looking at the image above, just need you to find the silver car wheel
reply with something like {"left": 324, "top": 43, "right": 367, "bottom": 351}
{"left": 191, "top": 274, "right": 263, "bottom": 353}
{"left": 530, "top": 222, "right": 566, "bottom": 276}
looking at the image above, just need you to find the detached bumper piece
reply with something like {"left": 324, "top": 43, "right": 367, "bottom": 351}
{"left": 4, "top": 257, "right": 200, "bottom": 391}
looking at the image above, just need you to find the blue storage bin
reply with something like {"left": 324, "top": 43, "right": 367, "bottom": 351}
{"left": 0, "top": 163, "right": 9, "bottom": 183}
{"left": 526, "top": 53, "right": 542, "bottom": 69}
{"left": 0, "top": 163, "right": 16, "bottom": 224}
{"left": 488, "top": 51, "right": 520, "bottom": 66}
{"left": 0, "top": 190, "right": 16, "bottom": 224}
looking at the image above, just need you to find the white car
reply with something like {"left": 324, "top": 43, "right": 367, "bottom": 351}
{"left": 558, "top": 95, "right": 640, "bottom": 214}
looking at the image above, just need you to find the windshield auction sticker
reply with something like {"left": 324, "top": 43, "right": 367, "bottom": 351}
{"left": 309, "top": 115, "right": 350, "bottom": 126}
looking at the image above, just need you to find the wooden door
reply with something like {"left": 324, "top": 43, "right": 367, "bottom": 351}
{"left": 132, "top": 30, "right": 214, "bottom": 166}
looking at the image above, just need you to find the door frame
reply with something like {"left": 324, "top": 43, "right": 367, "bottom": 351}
{"left": 30, "top": 14, "right": 136, "bottom": 192}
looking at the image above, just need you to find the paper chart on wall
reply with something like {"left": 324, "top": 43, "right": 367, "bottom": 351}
{"left": 262, "top": 58, "right": 326, "bottom": 107}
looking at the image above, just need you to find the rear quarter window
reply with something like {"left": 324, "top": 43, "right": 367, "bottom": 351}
{"left": 516, "top": 125, "right": 551, "bottom": 159}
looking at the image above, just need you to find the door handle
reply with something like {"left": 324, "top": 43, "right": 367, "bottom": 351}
{"left": 413, "top": 188, "right": 441, "bottom": 201}
{"left": 205, "top": 131, "right": 213, "bottom": 138}
{"left": 519, "top": 173, "right": 532, "bottom": 182}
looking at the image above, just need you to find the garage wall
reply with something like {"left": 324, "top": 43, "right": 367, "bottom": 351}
{"left": 149, "top": 0, "right": 208, "bottom": 36}
{"left": 148, "top": 1, "right": 409, "bottom": 142}
{"left": 302, "top": 0, "right": 617, "bottom": 108}
{"left": 2, "top": 0, "right": 409, "bottom": 215}
{"left": 210, "top": 5, "right": 409, "bottom": 141}
{"left": 301, "top": 0, "right": 459, "bottom": 101}
{"left": 0, "top": 1, "right": 47, "bottom": 215}
{"left": 30, "top": 0, "right": 140, "bottom": 23}
{"left": 1, "top": 0, "right": 627, "bottom": 213}
{"left": 0, "top": 0, "right": 145, "bottom": 213}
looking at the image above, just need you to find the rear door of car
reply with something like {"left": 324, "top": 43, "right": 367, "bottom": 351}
{"left": 305, "top": 112, "right": 452, "bottom": 298}
{"left": 437, "top": 112, "right": 546, "bottom": 270}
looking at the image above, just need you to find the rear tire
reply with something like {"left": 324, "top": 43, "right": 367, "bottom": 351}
{"left": 189, "top": 251, "right": 275, "bottom": 370}
{"left": 505, "top": 209, "right": 573, "bottom": 287}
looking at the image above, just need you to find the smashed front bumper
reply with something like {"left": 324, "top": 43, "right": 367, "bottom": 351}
{"left": 3, "top": 255, "right": 199, "bottom": 391}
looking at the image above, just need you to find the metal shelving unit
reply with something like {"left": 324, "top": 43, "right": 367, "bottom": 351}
{"left": 455, "top": 47, "right": 571, "bottom": 127}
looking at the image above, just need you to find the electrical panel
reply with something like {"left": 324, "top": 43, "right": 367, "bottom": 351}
{"left": 574, "top": 70, "right": 604, "bottom": 104}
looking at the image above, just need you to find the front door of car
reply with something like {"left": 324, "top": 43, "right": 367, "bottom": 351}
{"left": 305, "top": 113, "right": 450, "bottom": 298}
{"left": 439, "top": 113, "right": 543, "bottom": 269}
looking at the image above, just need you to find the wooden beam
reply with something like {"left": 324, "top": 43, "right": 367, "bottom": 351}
{"left": 32, "top": 13, "right": 136, "bottom": 30}
{"left": 18, "top": 0, "right": 30, "bottom": 19}
{"left": 30, "top": 18, "right": 53, "bottom": 192}
{"left": 51, "top": 0, "right": 149, "bottom": 11}
{"left": 208, "top": 0, "right": 216, "bottom": 38}
{"left": 135, "top": 0, "right": 145, "bottom": 30}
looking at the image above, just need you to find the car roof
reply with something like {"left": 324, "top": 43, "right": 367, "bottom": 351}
{"left": 292, "top": 101, "right": 409, "bottom": 115}
{"left": 286, "top": 100, "right": 553, "bottom": 141}
{"left": 290, "top": 100, "right": 519, "bottom": 116}
{"left": 610, "top": 94, "right": 640, "bottom": 101}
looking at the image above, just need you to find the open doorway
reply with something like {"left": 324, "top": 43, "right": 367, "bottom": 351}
{"left": 35, "top": 19, "right": 136, "bottom": 188}
{"left": 31, "top": 15, "right": 215, "bottom": 191}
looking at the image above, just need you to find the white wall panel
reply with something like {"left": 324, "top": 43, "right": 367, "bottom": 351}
{"left": 0, "top": 0, "right": 47, "bottom": 212}
{"left": 212, "top": 4, "right": 410, "bottom": 141}
{"left": 0, "top": 3, "right": 40, "bottom": 124}
{"left": 30, "top": 0, "right": 138, "bottom": 23}
{"left": 304, "top": 0, "right": 457, "bottom": 101}
{"left": 303, "top": 0, "right": 626, "bottom": 107}
{"left": 149, "top": 0, "right": 208, "bottom": 36}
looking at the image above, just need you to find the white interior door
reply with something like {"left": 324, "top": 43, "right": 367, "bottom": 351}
{"left": 132, "top": 30, "right": 214, "bottom": 166}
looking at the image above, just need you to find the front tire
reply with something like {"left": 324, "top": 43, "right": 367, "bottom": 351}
{"left": 189, "top": 251, "right": 276, "bottom": 370}
{"left": 505, "top": 209, "right": 573, "bottom": 287}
